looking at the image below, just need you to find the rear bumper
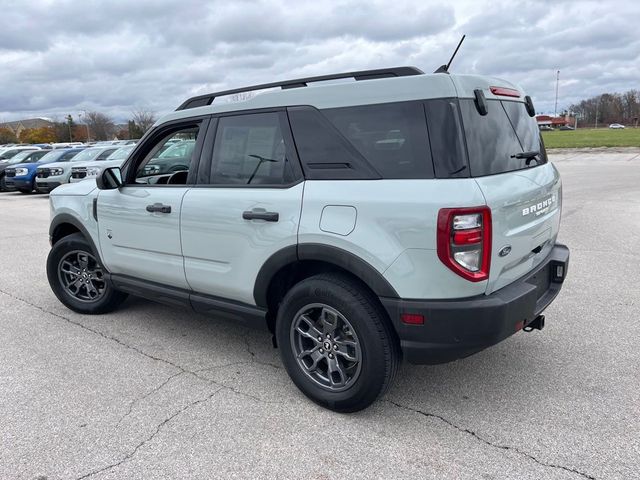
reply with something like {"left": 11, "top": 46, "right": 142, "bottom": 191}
{"left": 381, "top": 243, "right": 570, "bottom": 365}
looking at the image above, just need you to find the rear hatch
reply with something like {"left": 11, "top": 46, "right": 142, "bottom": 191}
{"left": 458, "top": 94, "right": 562, "bottom": 294}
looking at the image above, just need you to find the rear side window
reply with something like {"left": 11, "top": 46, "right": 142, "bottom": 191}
{"left": 322, "top": 102, "right": 434, "bottom": 179}
{"left": 460, "top": 99, "right": 546, "bottom": 176}
{"left": 210, "top": 112, "right": 295, "bottom": 185}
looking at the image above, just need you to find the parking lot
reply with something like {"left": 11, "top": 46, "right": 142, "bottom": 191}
{"left": 1, "top": 151, "right": 638, "bottom": 480}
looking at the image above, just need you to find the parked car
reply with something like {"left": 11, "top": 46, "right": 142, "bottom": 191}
{"left": 559, "top": 125, "right": 575, "bottom": 131}
{"left": 47, "top": 66, "right": 569, "bottom": 412}
{"left": 70, "top": 145, "right": 135, "bottom": 183}
{"left": 0, "top": 149, "right": 51, "bottom": 191}
{"left": 609, "top": 123, "right": 625, "bottom": 129}
{"left": 35, "top": 146, "right": 117, "bottom": 193}
{"left": 4, "top": 148, "right": 83, "bottom": 193}
{"left": 0, "top": 146, "right": 40, "bottom": 160}
{"left": 539, "top": 125, "right": 553, "bottom": 131}
{"left": 139, "top": 140, "right": 195, "bottom": 176}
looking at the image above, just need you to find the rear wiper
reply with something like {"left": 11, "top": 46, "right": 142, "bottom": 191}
{"left": 511, "top": 150, "right": 540, "bottom": 166}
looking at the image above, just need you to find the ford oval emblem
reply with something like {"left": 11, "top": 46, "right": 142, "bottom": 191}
{"left": 499, "top": 245, "right": 512, "bottom": 257}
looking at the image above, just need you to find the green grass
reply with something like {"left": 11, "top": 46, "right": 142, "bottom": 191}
{"left": 542, "top": 128, "right": 640, "bottom": 149}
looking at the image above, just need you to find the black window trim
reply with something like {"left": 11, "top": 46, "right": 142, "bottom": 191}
{"left": 193, "top": 107, "right": 305, "bottom": 189}
{"left": 120, "top": 116, "right": 211, "bottom": 188}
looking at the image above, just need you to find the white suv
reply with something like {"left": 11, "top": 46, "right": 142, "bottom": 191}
{"left": 46, "top": 67, "right": 569, "bottom": 412}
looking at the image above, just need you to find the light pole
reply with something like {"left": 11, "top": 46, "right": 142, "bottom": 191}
{"left": 595, "top": 96, "right": 601, "bottom": 129}
{"left": 66, "top": 114, "right": 73, "bottom": 142}
{"left": 554, "top": 70, "right": 560, "bottom": 117}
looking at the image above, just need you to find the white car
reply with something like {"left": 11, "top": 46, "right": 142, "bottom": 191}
{"left": 47, "top": 66, "right": 569, "bottom": 412}
{"left": 70, "top": 145, "right": 135, "bottom": 183}
{"left": 609, "top": 123, "right": 625, "bottom": 129}
{"left": 35, "top": 146, "right": 119, "bottom": 192}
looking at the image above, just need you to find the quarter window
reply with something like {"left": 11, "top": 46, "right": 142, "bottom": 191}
{"left": 323, "top": 102, "right": 434, "bottom": 179}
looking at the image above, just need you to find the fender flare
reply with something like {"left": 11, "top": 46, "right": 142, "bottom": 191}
{"left": 253, "top": 243, "right": 399, "bottom": 308}
{"left": 49, "top": 213, "right": 101, "bottom": 261}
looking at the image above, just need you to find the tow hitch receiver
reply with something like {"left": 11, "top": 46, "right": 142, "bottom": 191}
{"left": 524, "top": 314, "right": 545, "bottom": 332}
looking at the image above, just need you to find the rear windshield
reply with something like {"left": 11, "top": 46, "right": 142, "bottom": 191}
{"left": 460, "top": 99, "right": 547, "bottom": 176}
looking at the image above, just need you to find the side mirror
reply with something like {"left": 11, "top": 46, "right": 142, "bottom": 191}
{"left": 96, "top": 167, "right": 123, "bottom": 190}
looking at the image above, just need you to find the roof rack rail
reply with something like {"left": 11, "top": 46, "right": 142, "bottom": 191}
{"left": 176, "top": 66, "right": 424, "bottom": 111}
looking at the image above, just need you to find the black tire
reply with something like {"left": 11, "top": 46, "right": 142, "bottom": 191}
{"left": 47, "top": 233, "right": 127, "bottom": 314}
{"left": 276, "top": 273, "right": 400, "bottom": 412}
{"left": 18, "top": 188, "right": 31, "bottom": 194}
{"left": 0, "top": 175, "right": 6, "bottom": 192}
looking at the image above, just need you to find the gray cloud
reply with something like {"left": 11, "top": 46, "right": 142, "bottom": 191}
{"left": 0, "top": 0, "right": 638, "bottom": 123}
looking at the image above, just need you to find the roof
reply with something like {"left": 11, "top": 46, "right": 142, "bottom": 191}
{"left": 0, "top": 118, "right": 53, "bottom": 130}
{"left": 155, "top": 70, "right": 524, "bottom": 127}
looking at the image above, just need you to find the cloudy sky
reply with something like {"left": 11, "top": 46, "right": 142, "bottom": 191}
{"left": 1, "top": 0, "right": 638, "bottom": 123}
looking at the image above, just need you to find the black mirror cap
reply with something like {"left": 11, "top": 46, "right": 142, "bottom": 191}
{"left": 474, "top": 89, "right": 488, "bottom": 116}
{"left": 525, "top": 95, "right": 536, "bottom": 117}
{"left": 96, "top": 167, "right": 123, "bottom": 190}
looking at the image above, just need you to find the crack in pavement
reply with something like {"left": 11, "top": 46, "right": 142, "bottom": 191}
{"left": 0, "top": 287, "right": 285, "bottom": 406}
{"left": 116, "top": 370, "right": 186, "bottom": 427}
{"left": 386, "top": 400, "right": 596, "bottom": 480}
{"left": 76, "top": 387, "right": 225, "bottom": 480}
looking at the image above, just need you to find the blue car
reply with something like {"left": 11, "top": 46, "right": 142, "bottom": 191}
{"left": 3, "top": 148, "right": 85, "bottom": 193}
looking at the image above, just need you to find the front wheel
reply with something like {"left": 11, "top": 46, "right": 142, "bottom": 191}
{"left": 276, "top": 273, "right": 399, "bottom": 412}
{"left": 47, "top": 233, "right": 127, "bottom": 314}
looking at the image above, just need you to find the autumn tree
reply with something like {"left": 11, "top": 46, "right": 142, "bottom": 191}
{"left": 0, "top": 127, "right": 18, "bottom": 144}
{"left": 20, "top": 127, "right": 56, "bottom": 144}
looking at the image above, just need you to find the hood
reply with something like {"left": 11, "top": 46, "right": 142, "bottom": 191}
{"left": 49, "top": 179, "right": 97, "bottom": 196}
{"left": 8, "top": 162, "right": 39, "bottom": 172}
{"left": 72, "top": 159, "right": 124, "bottom": 169}
{"left": 37, "top": 161, "right": 72, "bottom": 170}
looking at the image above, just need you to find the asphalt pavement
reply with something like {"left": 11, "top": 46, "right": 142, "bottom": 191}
{"left": 0, "top": 151, "right": 638, "bottom": 480}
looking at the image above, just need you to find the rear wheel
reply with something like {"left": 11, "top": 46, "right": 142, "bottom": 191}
{"left": 276, "top": 273, "right": 399, "bottom": 412}
{"left": 47, "top": 233, "right": 127, "bottom": 314}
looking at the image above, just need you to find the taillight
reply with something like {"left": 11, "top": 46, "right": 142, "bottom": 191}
{"left": 489, "top": 86, "right": 520, "bottom": 98}
{"left": 437, "top": 206, "right": 492, "bottom": 282}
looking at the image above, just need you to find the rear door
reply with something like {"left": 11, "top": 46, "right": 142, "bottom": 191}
{"left": 180, "top": 110, "right": 304, "bottom": 306}
{"left": 459, "top": 98, "right": 562, "bottom": 294}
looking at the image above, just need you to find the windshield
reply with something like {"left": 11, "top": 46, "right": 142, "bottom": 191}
{"left": 156, "top": 140, "right": 196, "bottom": 159}
{"left": 37, "top": 150, "right": 66, "bottom": 163}
{"left": 7, "top": 150, "right": 38, "bottom": 164}
{"left": 69, "top": 148, "right": 102, "bottom": 163}
{"left": 1, "top": 149, "right": 35, "bottom": 159}
{"left": 106, "top": 145, "right": 134, "bottom": 161}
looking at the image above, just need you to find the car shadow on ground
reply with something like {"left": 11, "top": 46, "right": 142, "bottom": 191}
{"left": 113, "top": 295, "right": 547, "bottom": 413}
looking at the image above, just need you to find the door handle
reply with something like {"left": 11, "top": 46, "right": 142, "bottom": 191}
{"left": 242, "top": 210, "right": 279, "bottom": 222}
{"left": 146, "top": 203, "right": 172, "bottom": 213}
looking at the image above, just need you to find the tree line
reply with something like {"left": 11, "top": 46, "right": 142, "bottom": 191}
{"left": 0, "top": 109, "right": 157, "bottom": 144}
{"left": 568, "top": 90, "right": 640, "bottom": 127}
